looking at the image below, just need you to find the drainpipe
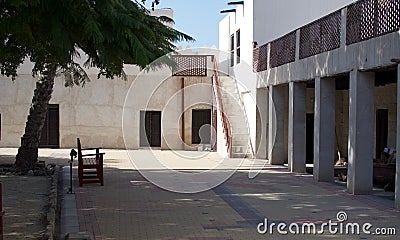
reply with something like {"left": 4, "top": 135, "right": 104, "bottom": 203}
{"left": 181, "top": 77, "right": 185, "bottom": 149}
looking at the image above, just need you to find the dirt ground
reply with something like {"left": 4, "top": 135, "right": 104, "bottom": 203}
{"left": 0, "top": 154, "right": 53, "bottom": 240}
{"left": 1, "top": 174, "right": 51, "bottom": 240}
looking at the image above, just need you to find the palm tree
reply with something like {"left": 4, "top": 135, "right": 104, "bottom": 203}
{"left": 0, "top": 0, "right": 192, "bottom": 171}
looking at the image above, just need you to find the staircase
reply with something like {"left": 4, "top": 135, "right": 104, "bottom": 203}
{"left": 219, "top": 76, "right": 253, "bottom": 158}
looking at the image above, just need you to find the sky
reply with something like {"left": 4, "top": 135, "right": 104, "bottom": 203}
{"left": 142, "top": 0, "right": 232, "bottom": 49}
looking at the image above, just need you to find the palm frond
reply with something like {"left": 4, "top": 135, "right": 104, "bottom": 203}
{"left": 61, "top": 62, "right": 90, "bottom": 87}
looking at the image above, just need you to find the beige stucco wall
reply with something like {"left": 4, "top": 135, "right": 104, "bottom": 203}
{"left": 181, "top": 77, "right": 213, "bottom": 151}
{"left": 0, "top": 73, "right": 135, "bottom": 148}
{"left": 0, "top": 75, "right": 37, "bottom": 146}
{"left": 0, "top": 8, "right": 190, "bottom": 149}
{"left": 0, "top": 68, "right": 214, "bottom": 150}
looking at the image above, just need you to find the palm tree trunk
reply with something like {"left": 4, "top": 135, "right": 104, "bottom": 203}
{"left": 15, "top": 65, "right": 57, "bottom": 171}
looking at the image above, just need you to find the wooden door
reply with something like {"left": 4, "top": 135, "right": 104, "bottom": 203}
{"left": 306, "top": 113, "right": 314, "bottom": 164}
{"left": 140, "top": 111, "right": 161, "bottom": 147}
{"left": 192, "top": 109, "right": 211, "bottom": 144}
{"left": 39, "top": 104, "right": 60, "bottom": 148}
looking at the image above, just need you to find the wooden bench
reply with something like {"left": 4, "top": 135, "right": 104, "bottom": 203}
{"left": 77, "top": 138, "right": 105, "bottom": 187}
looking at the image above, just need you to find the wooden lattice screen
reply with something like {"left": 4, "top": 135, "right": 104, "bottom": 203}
{"left": 172, "top": 55, "right": 207, "bottom": 76}
{"left": 253, "top": 44, "right": 268, "bottom": 72}
{"left": 269, "top": 31, "right": 296, "bottom": 68}
{"left": 347, "top": 0, "right": 400, "bottom": 45}
{"left": 300, "top": 10, "right": 342, "bottom": 59}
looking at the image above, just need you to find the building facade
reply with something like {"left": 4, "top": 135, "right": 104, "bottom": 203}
{"left": 218, "top": 0, "right": 353, "bottom": 157}
{"left": 250, "top": 0, "right": 400, "bottom": 208}
{"left": 0, "top": 9, "right": 221, "bottom": 153}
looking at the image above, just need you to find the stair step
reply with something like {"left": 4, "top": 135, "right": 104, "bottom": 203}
{"left": 218, "top": 76, "right": 253, "bottom": 159}
{"left": 228, "top": 123, "right": 248, "bottom": 129}
{"left": 232, "top": 134, "right": 250, "bottom": 141}
{"left": 232, "top": 146, "right": 252, "bottom": 153}
{"left": 220, "top": 78, "right": 235, "bottom": 84}
{"left": 232, "top": 139, "right": 250, "bottom": 145}
{"left": 224, "top": 102, "right": 243, "bottom": 109}
{"left": 227, "top": 112, "right": 246, "bottom": 117}
{"left": 231, "top": 153, "right": 252, "bottom": 159}
{"left": 231, "top": 130, "right": 249, "bottom": 135}
{"left": 231, "top": 128, "right": 249, "bottom": 134}
{"left": 221, "top": 84, "right": 236, "bottom": 90}
{"left": 220, "top": 80, "right": 233, "bottom": 84}
{"left": 221, "top": 85, "right": 236, "bottom": 90}
{"left": 223, "top": 98, "right": 242, "bottom": 105}
{"left": 227, "top": 116, "right": 247, "bottom": 121}
{"left": 223, "top": 92, "right": 238, "bottom": 98}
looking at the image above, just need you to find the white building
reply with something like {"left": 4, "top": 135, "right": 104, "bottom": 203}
{"left": 241, "top": 0, "right": 399, "bottom": 209}
{"left": 218, "top": 0, "right": 353, "bottom": 158}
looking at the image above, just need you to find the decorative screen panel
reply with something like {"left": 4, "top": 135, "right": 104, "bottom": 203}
{"left": 347, "top": 0, "right": 400, "bottom": 45}
{"left": 269, "top": 31, "right": 296, "bottom": 68}
{"left": 172, "top": 55, "right": 207, "bottom": 76}
{"left": 253, "top": 44, "right": 268, "bottom": 72}
{"left": 300, "top": 10, "right": 341, "bottom": 59}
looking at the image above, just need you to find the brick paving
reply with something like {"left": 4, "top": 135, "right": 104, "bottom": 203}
{"left": 75, "top": 187, "right": 102, "bottom": 239}
{"left": 68, "top": 150, "right": 400, "bottom": 239}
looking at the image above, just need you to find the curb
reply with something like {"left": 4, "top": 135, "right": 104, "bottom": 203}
{"left": 45, "top": 165, "right": 61, "bottom": 239}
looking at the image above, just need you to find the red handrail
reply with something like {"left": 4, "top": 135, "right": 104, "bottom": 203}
{"left": 213, "top": 60, "right": 232, "bottom": 156}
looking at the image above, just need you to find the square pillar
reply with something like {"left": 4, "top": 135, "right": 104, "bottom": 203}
{"left": 256, "top": 88, "right": 269, "bottom": 159}
{"left": 347, "top": 70, "right": 375, "bottom": 195}
{"left": 295, "top": 29, "right": 301, "bottom": 61}
{"left": 396, "top": 65, "right": 400, "bottom": 209}
{"left": 340, "top": 8, "right": 347, "bottom": 48}
{"left": 314, "top": 77, "right": 335, "bottom": 182}
{"left": 288, "top": 82, "right": 306, "bottom": 173}
{"left": 268, "top": 85, "right": 286, "bottom": 165}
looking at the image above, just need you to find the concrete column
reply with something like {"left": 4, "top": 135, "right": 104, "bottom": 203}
{"left": 347, "top": 70, "right": 375, "bottom": 195}
{"left": 396, "top": 65, "right": 400, "bottom": 209}
{"left": 295, "top": 29, "right": 301, "bottom": 61}
{"left": 266, "top": 43, "right": 271, "bottom": 70}
{"left": 314, "top": 77, "right": 335, "bottom": 182}
{"left": 288, "top": 82, "right": 306, "bottom": 173}
{"left": 340, "top": 8, "right": 347, "bottom": 48}
{"left": 256, "top": 88, "right": 269, "bottom": 159}
{"left": 268, "top": 85, "right": 286, "bottom": 165}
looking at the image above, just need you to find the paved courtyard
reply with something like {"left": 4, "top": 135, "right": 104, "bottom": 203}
{"left": 59, "top": 150, "right": 400, "bottom": 239}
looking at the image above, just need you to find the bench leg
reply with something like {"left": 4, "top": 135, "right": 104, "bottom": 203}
{"left": 78, "top": 166, "right": 83, "bottom": 187}
{"left": 99, "top": 166, "right": 104, "bottom": 186}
